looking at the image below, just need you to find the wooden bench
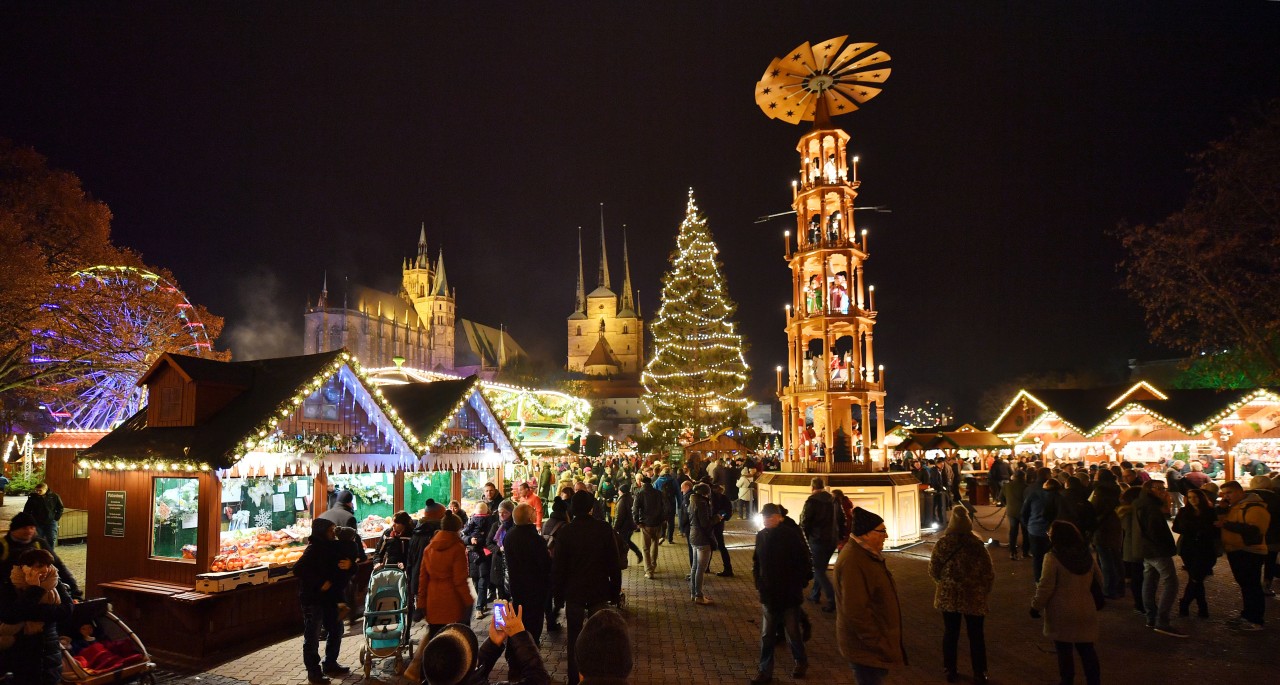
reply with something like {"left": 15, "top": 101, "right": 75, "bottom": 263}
{"left": 99, "top": 578, "right": 191, "bottom": 597}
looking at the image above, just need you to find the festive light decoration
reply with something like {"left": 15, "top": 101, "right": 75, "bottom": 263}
{"left": 641, "top": 190, "right": 751, "bottom": 440}
{"left": 896, "top": 400, "right": 955, "bottom": 428}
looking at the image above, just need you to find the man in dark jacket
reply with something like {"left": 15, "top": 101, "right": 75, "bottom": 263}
{"left": 553, "top": 491, "right": 621, "bottom": 685}
{"left": 987, "top": 457, "right": 1011, "bottom": 506}
{"left": 293, "top": 518, "right": 354, "bottom": 684}
{"left": 654, "top": 467, "right": 678, "bottom": 543}
{"left": 318, "top": 490, "right": 357, "bottom": 529}
{"left": 540, "top": 497, "right": 570, "bottom": 633}
{"left": 752, "top": 503, "right": 811, "bottom": 685}
{"left": 632, "top": 476, "right": 666, "bottom": 579}
{"left": 1137, "top": 480, "right": 1185, "bottom": 636}
{"left": 1020, "top": 469, "right": 1060, "bottom": 582}
{"left": 678, "top": 480, "right": 695, "bottom": 576}
{"left": 799, "top": 477, "right": 840, "bottom": 612}
{"left": 22, "top": 484, "right": 64, "bottom": 549}
{"left": 504, "top": 503, "right": 552, "bottom": 644}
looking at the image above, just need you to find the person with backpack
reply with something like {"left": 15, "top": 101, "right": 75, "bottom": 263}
{"left": 1218, "top": 480, "right": 1270, "bottom": 631}
{"left": 632, "top": 477, "right": 666, "bottom": 579}
{"left": 800, "top": 477, "right": 844, "bottom": 613}
{"left": 654, "top": 468, "right": 678, "bottom": 544}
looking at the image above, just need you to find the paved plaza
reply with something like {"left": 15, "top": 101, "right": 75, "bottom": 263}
{"left": 4, "top": 497, "right": 1277, "bottom": 684}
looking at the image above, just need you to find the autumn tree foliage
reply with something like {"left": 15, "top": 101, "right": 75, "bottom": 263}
{"left": 0, "top": 140, "right": 225, "bottom": 433}
{"left": 1114, "top": 102, "right": 1280, "bottom": 388}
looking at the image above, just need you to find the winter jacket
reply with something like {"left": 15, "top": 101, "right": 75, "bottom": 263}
{"left": 1117, "top": 503, "right": 1144, "bottom": 563}
{"left": 373, "top": 529, "right": 412, "bottom": 568}
{"left": 463, "top": 514, "right": 494, "bottom": 574}
{"left": 1221, "top": 492, "right": 1270, "bottom": 555}
{"left": 753, "top": 516, "right": 811, "bottom": 610}
{"left": 503, "top": 523, "right": 551, "bottom": 607}
{"left": 551, "top": 514, "right": 621, "bottom": 605}
{"left": 1002, "top": 480, "right": 1028, "bottom": 520}
{"left": 417, "top": 529, "right": 473, "bottom": 624}
{"left": 0, "top": 577, "right": 71, "bottom": 685}
{"left": 0, "top": 534, "right": 78, "bottom": 597}
{"left": 654, "top": 474, "right": 677, "bottom": 515}
{"left": 613, "top": 492, "right": 636, "bottom": 534}
{"left": 293, "top": 538, "right": 345, "bottom": 604}
{"left": 22, "top": 492, "right": 63, "bottom": 525}
{"left": 1088, "top": 482, "right": 1122, "bottom": 550}
{"left": 486, "top": 516, "right": 514, "bottom": 591}
{"left": 317, "top": 503, "right": 356, "bottom": 530}
{"left": 833, "top": 541, "right": 907, "bottom": 669}
{"left": 1031, "top": 550, "right": 1102, "bottom": 643}
{"left": 1172, "top": 506, "right": 1219, "bottom": 576}
{"left": 1020, "top": 487, "right": 1059, "bottom": 537}
{"left": 632, "top": 484, "right": 666, "bottom": 527}
{"left": 928, "top": 531, "right": 994, "bottom": 616}
{"left": 1136, "top": 491, "right": 1176, "bottom": 558}
{"left": 1251, "top": 487, "right": 1280, "bottom": 550}
{"left": 687, "top": 493, "right": 717, "bottom": 547}
{"left": 800, "top": 490, "right": 840, "bottom": 547}
{"left": 711, "top": 490, "right": 733, "bottom": 532}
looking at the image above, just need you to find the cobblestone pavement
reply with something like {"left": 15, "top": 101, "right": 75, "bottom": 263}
{"left": 6, "top": 498, "right": 1278, "bottom": 684}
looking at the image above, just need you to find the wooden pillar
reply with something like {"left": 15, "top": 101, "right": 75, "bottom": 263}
{"left": 450, "top": 470, "right": 463, "bottom": 503}
{"left": 313, "top": 468, "right": 329, "bottom": 519}
{"left": 876, "top": 402, "right": 887, "bottom": 470}
{"left": 861, "top": 401, "right": 872, "bottom": 466}
{"left": 393, "top": 470, "right": 405, "bottom": 513}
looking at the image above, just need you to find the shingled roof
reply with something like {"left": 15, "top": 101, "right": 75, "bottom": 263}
{"left": 379, "top": 377, "right": 478, "bottom": 439}
{"left": 82, "top": 351, "right": 367, "bottom": 470}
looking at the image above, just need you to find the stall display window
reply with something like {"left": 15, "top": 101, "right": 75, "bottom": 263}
{"left": 151, "top": 477, "right": 199, "bottom": 561}
{"left": 460, "top": 469, "right": 491, "bottom": 515}
{"left": 330, "top": 473, "right": 395, "bottom": 536}
{"left": 215, "top": 476, "right": 315, "bottom": 571}
{"left": 404, "top": 472, "right": 452, "bottom": 517}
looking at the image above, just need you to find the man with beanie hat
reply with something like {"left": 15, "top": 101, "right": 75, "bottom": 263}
{"left": 752, "top": 503, "right": 811, "bottom": 684}
{"left": 293, "top": 517, "right": 354, "bottom": 683}
{"left": 834, "top": 506, "right": 905, "bottom": 685}
{"left": 575, "top": 608, "right": 633, "bottom": 684}
{"left": 688, "top": 482, "right": 718, "bottom": 606}
{"left": 504, "top": 503, "right": 551, "bottom": 644}
{"left": 632, "top": 475, "right": 666, "bottom": 578}
{"left": 553, "top": 490, "right": 621, "bottom": 685}
{"left": 318, "top": 490, "right": 357, "bottom": 529}
{"left": 0, "top": 511, "right": 79, "bottom": 598}
{"left": 800, "top": 477, "right": 842, "bottom": 612}
{"left": 418, "top": 605, "right": 549, "bottom": 685}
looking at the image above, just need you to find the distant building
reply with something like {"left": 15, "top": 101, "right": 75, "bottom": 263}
{"left": 567, "top": 226, "right": 645, "bottom": 437}
{"left": 304, "top": 225, "right": 525, "bottom": 378}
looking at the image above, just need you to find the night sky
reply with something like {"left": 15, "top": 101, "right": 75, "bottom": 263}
{"left": 3, "top": 2, "right": 1278, "bottom": 420}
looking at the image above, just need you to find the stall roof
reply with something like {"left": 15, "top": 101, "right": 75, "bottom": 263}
{"left": 81, "top": 350, "right": 414, "bottom": 470}
{"left": 686, "top": 431, "right": 751, "bottom": 454}
{"left": 1127, "top": 388, "right": 1257, "bottom": 431}
{"left": 379, "top": 377, "right": 479, "bottom": 438}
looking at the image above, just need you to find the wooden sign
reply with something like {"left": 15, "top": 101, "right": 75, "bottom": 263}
{"left": 105, "top": 491, "right": 126, "bottom": 537}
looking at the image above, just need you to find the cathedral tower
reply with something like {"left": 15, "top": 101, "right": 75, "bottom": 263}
{"left": 401, "top": 223, "right": 455, "bottom": 370}
{"left": 567, "top": 219, "right": 644, "bottom": 377}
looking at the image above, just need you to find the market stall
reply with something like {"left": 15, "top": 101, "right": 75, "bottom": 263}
{"left": 78, "top": 350, "right": 518, "bottom": 666}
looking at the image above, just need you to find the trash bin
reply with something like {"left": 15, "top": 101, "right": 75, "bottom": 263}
{"left": 920, "top": 488, "right": 935, "bottom": 529}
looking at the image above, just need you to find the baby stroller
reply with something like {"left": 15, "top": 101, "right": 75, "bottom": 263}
{"left": 358, "top": 567, "right": 412, "bottom": 680}
{"left": 59, "top": 598, "right": 156, "bottom": 685}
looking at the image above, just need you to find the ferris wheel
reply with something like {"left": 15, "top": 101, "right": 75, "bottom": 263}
{"left": 36, "top": 265, "right": 214, "bottom": 430}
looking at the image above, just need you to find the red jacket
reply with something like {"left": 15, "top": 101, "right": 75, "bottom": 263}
{"left": 417, "top": 531, "right": 473, "bottom": 624}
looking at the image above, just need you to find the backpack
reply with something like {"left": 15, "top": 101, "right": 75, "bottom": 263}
{"left": 541, "top": 518, "right": 565, "bottom": 557}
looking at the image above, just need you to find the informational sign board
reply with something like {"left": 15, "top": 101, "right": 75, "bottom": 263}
{"left": 105, "top": 491, "right": 126, "bottom": 537}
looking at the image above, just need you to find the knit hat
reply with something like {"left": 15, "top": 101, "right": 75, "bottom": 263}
{"left": 310, "top": 517, "right": 335, "bottom": 541}
{"left": 441, "top": 512, "right": 463, "bottom": 533}
{"left": 336, "top": 490, "right": 354, "bottom": 505}
{"left": 10, "top": 511, "right": 37, "bottom": 530}
{"left": 424, "top": 501, "right": 447, "bottom": 521}
{"left": 760, "top": 503, "right": 786, "bottom": 518}
{"left": 850, "top": 506, "right": 884, "bottom": 537}
{"left": 422, "top": 623, "right": 479, "bottom": 685}
{"left": 550, "top": 498, "right": 569, "bottom": 516}
{"left": 570, "top": 490, "right": 596, "bottom": 518}
{"left": 574, "top": 608, "right": 632, "bottom": 679}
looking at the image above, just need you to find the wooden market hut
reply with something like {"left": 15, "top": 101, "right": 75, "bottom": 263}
{"left": 77, "top": 349, "right": 517, "bottom": 666}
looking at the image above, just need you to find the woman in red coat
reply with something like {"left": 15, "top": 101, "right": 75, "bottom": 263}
{"left": 417, "top": 512, "right": 474, "bottom": 636}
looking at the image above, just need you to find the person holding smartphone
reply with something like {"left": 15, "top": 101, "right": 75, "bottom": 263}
{"left": 418, "top": 603, "right": 550, "bottom": 685}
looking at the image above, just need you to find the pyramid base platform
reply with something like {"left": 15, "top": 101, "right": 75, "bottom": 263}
{"left": 755, "top": 470, "right": 922, "bottom": 548}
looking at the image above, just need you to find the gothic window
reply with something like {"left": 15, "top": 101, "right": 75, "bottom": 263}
{"left": 622, "top": 325, "right": 629, "bottom": 334}
{"left": 576, "top": 326, "right": 582, "bottom": 336}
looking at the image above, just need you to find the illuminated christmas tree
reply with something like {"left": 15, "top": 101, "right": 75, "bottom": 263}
{"left": 641, "top": 190, "right": 750, "bottom": 442}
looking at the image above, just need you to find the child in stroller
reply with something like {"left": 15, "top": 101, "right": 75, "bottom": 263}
{"left": 358, "top": 566, "right": 411, "bottom": 679}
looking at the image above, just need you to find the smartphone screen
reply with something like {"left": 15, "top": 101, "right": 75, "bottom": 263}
{"left": 493, "top": 600, "right": 506, "bottom": 630}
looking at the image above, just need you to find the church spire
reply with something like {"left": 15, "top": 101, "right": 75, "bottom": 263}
{"left": 416, "top": 222, "right": 429, "bottom": 269}
{"left": 598, "top": 203, "right": 611, "bottom": 290}
{"left": 619, "top": 225, "right": 636, "bottom": 316}
{"left": 432, "top": 249, "right": 449, "bottom": 296}
{"left": 574, "top": 227, "right": 586, "bottom": 315}
{"left": 317, "top": 271, "right": 328, "bottom": 308}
